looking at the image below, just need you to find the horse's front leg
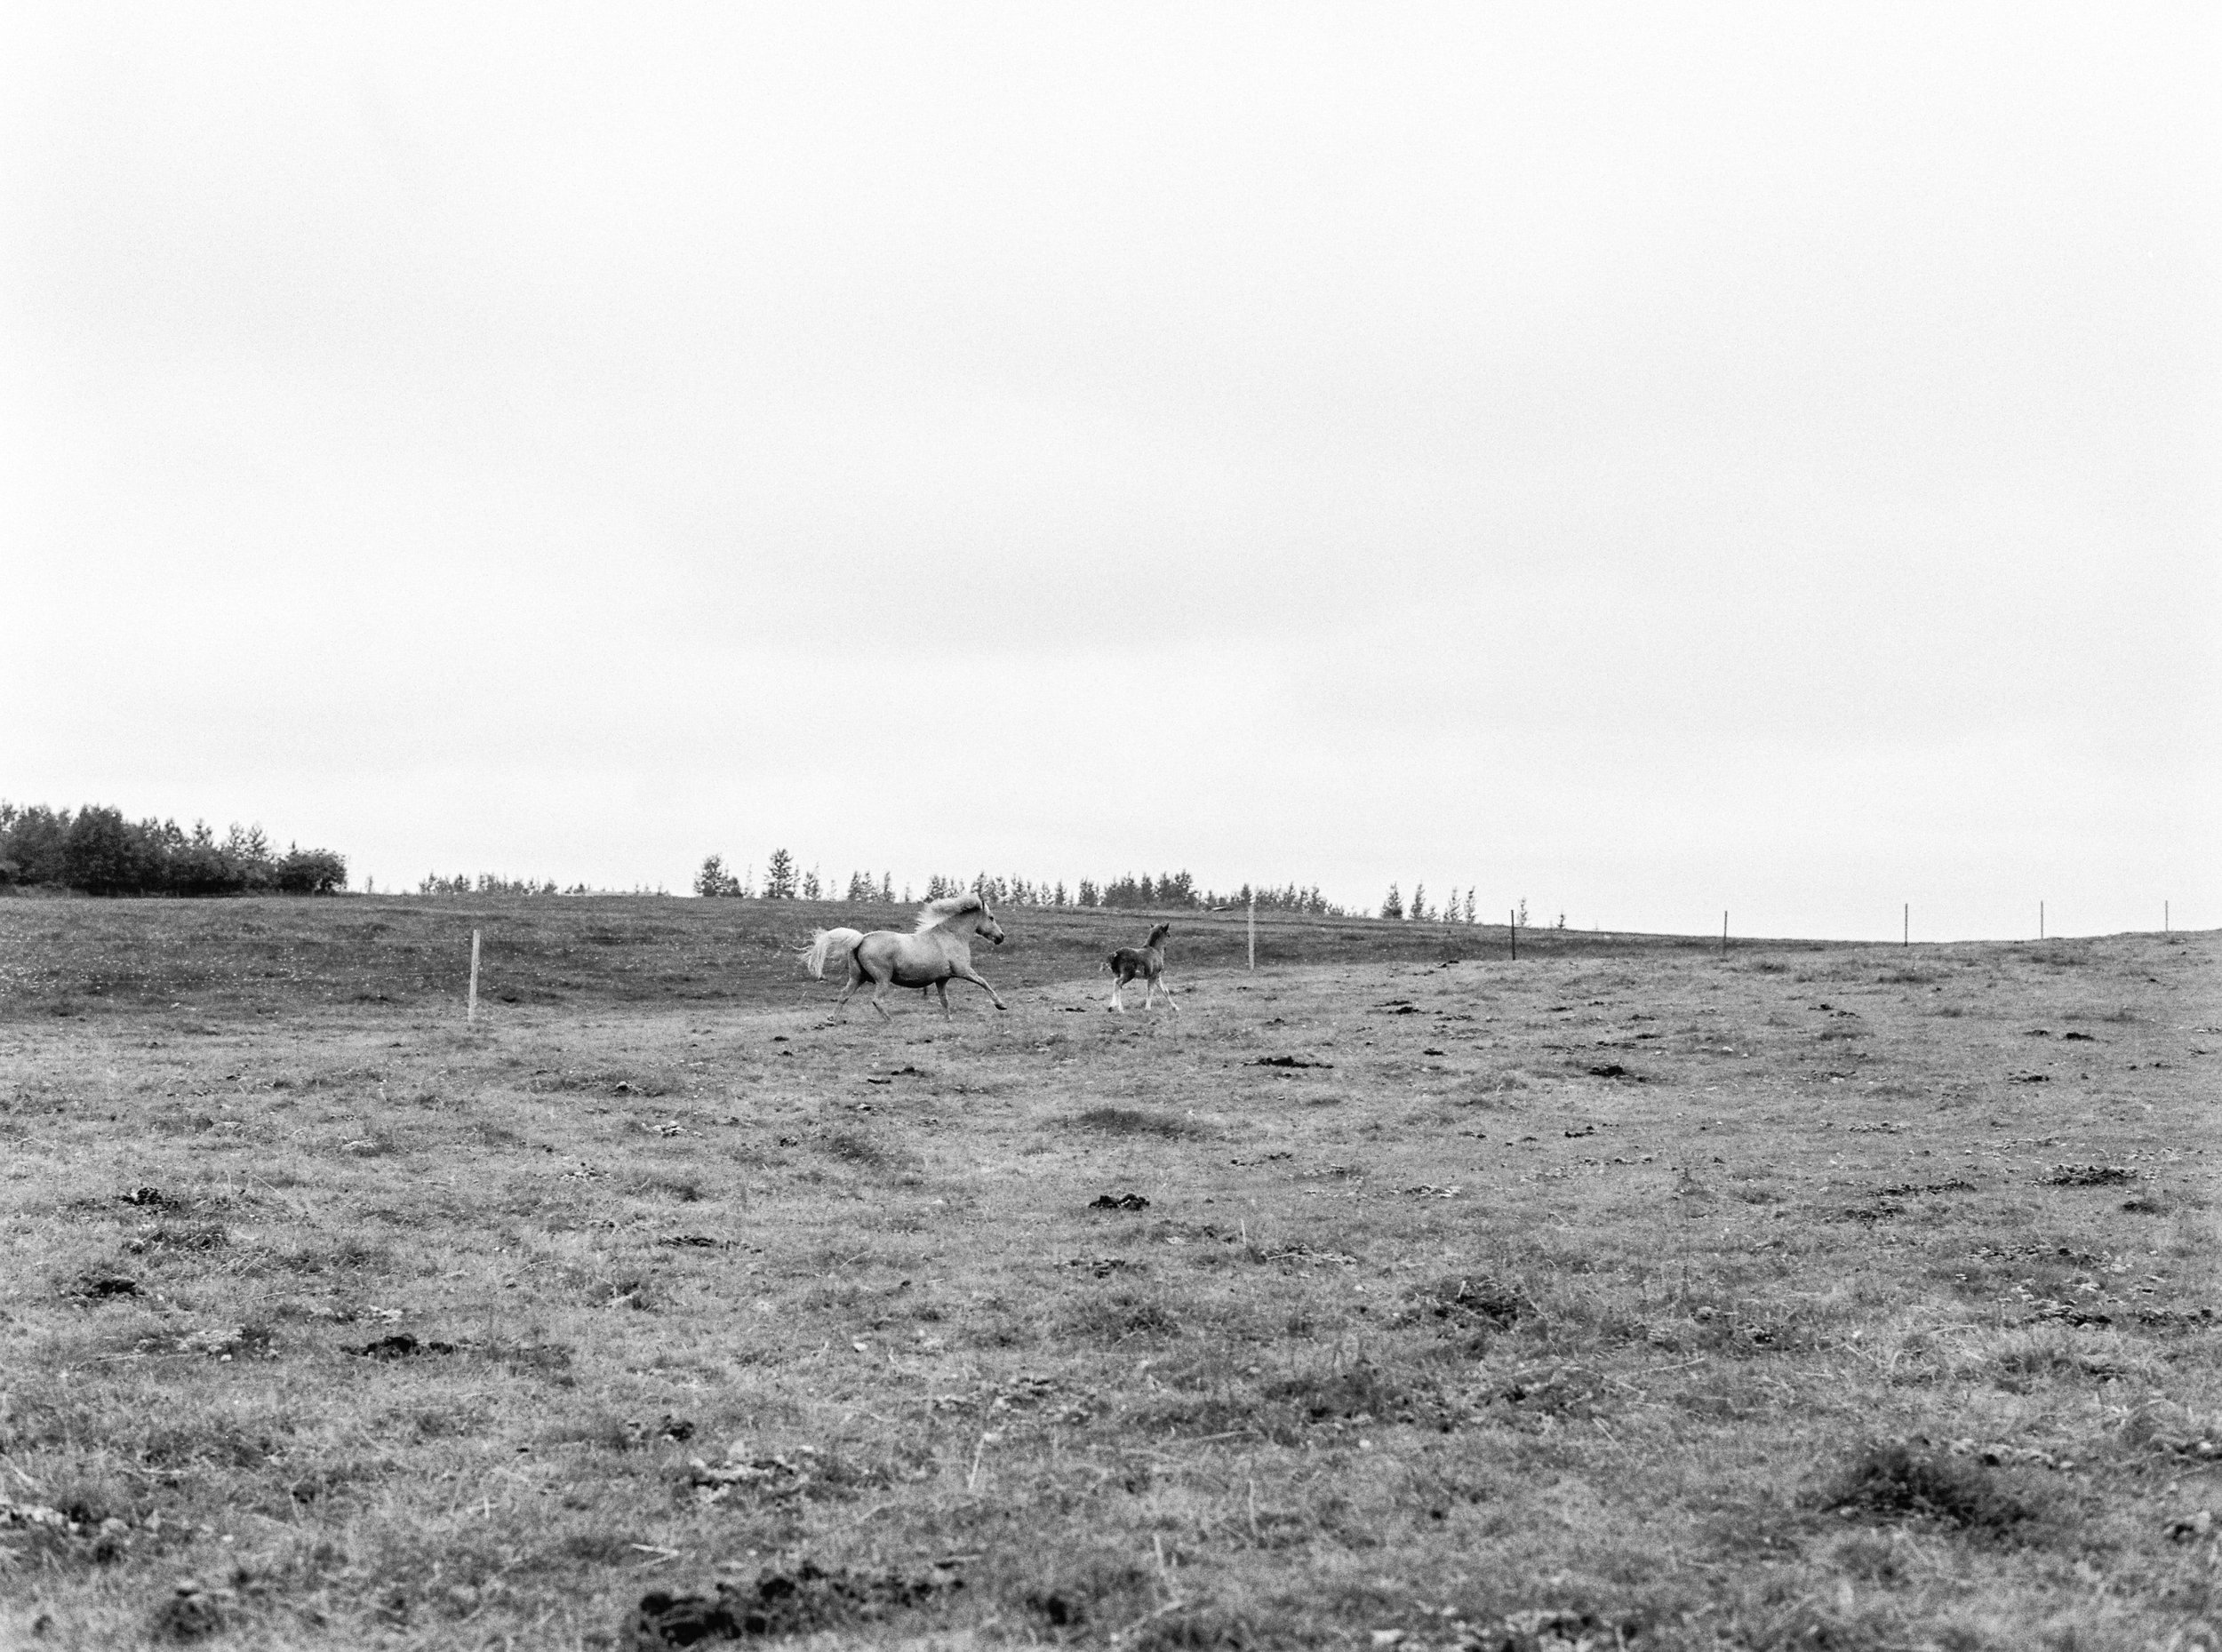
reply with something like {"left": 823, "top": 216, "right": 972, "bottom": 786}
{"left": 935, "top": 980, "right": 953, "bottom": 1020}
{"left": 955, "top": 964, "right": 1007, "bottom": 1010}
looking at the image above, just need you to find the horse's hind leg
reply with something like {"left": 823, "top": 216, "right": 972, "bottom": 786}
{"left": 833, "top": 959, "right": 863, "bottom": 1018}
{"left": 935, "top": 981, "right": 952, "bottom": 1020}
{"left": 1107, "top": 970, "right": 1125, "bottom": 1013}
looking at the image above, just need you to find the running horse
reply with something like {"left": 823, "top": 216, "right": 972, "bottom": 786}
{"left": 1104, "top": 922, "right": 1179, "bottom": 1013}
{"left": 834, "top": 894, "right": 1009, "bottom": 1021}
{"left": 800, "top": 926, "right": 930, "bottom": 1005}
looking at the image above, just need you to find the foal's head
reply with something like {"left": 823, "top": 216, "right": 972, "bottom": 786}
{"left": 1146, "top": 923, "right": 1171, "bottom": 949}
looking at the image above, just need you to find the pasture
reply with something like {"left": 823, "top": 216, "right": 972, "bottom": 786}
{"left": 1, "top": 897, "right": 2216, "bottom": 1651}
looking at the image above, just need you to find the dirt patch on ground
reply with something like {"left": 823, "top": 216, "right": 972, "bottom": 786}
{"left": 1067, "top": 1105, "right": 1203, "bottom": 1137}
{"left": 1409, "top": 1273, "right": 1530, "bottom": 1333}
{"left": 347, "top": 1333, "right": 457, "bottom": 1359}
{"left": 2038, "top": 1164, "right": 2141, "bottom": 1187}
{"left": 627, "top": 1559, "right": 962, "bottom": 1645}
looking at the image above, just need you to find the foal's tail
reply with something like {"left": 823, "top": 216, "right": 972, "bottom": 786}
{"left": 800, "top": 929, "right": 859, "bottom": 981}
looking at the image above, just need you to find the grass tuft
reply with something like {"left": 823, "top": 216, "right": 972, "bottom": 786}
{"left": 1818, "top": 1442, "right": 2038, "bottom": 1535}
{"left": 1067, "top": 1105, "right": 1204, "bottom": 1137}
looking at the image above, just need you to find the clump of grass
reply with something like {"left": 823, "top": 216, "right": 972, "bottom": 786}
{"left": 2117, "top": 1399, "right": 2221, "bottom": 1458}
{"left": 1956, "top": 1323, "right": 2160, "bottom": 1388}
{"left": 1262, "top": 1359, "right": 1421, "bottom": 1425}
{"left": 1066, "top": 1105, "right": 1202, "bottom": 1137}
{"left": 1817, "top": 1442, "right": 2036, "bottom": 1535}
{"left": 262, "top": 1238, "right": 390, "bottom": 1276}
{"left": 1003, "top": 1548, "right": 1151, "bottom": 1632}
{"left": 132, "top": 1221, "right": 229, "bottom": 1253}
{"left": 816, "top": 1129, "right": 918, "bottom": 1171}
{"left": 1060, "top": 1288, "right": 1180, "bottom": 1345}
{"left": 1463, "top": 1068, "right": 1535, "bottom": 1103}
{"left": 1409, "top": 1273, "right": 1529, "bottom": 1340}
{"left": 563, "top": 1267, "right": 666, "bottom": 1312}
{"left": 1131, "top": 1600, "right": 1268, "bottom": 1652}
{"left": 338, "top": 1134, "right": 405, "bottom": 1158}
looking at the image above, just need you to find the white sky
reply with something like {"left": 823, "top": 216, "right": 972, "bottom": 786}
{"left": 4, "top": 4, "right": 2216, "bottom": 938}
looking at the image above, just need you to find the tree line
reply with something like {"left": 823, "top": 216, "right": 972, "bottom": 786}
{"left": 694, "top": 850, "right": 1345, "bottom": 915}
{"left": 693, "top": 850, "right": 1558, "bottom": 926}
{"left": 0, "top": 802, "right": 347, "bottom": 897}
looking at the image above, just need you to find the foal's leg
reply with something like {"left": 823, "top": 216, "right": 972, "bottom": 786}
{"left": 1155, "top": 969, "right": 1180, "bottom": 1014}
{"left": 1108, "top": 967, "right": 1126, "bottom": 1013}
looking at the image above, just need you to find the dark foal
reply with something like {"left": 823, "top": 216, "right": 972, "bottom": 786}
{"left": 1105, "top": 923, "right": 1179, "bottom": 1013}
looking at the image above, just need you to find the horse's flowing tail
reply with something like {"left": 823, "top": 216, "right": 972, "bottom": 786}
{"left": 800, "top": 929, "right": 859, "bottom": 981}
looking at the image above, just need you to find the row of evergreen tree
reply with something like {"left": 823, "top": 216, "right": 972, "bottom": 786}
{"left": 1383, "top": 882, "right": 1483, "bottom": 922}
{"left": 417, "top": 874, "right": 566, "bottom": 896}
{"left": 0, "top": 802, "right": 348, "bottom": 897}
{"left": 694, "top": 850, "right": 1345, "bottom": 915}
{"left": 1382, "top": 889, "right": 1563, "bottom": 928}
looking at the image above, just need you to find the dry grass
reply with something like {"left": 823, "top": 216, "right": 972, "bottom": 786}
{"left": 0, "top": 898, "right": 2217, "bottom": 1650}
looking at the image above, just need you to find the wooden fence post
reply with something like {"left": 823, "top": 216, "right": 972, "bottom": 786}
{"left": 468, "top": 930, "right": 482, "bottom": 1024}
{"left": 1247, "top": 893, "right": 1256, "bottom": 971}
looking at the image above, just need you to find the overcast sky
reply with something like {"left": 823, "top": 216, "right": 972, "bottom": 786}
{"left": 4, "top": 4, "right": 2215, "bottom": 938}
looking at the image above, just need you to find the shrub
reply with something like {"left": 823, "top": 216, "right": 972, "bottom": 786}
{"left": 273, "top": 848, "right": 348, "bottom": 895}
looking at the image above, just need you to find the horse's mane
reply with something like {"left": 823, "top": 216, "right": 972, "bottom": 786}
{"left": 915, "top": 893, "right": 987, "bottom": 933}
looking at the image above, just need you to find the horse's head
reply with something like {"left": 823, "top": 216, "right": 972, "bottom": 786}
{"left": 976, "top": 905, "right": 1006, "bottom": 946}
{"left": 1147, "top": 923, "right": 1171, "bottom": 948}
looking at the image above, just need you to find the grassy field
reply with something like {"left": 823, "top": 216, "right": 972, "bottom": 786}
{"left": 1, "top": 895, "right": 2216, "bottom": 1651}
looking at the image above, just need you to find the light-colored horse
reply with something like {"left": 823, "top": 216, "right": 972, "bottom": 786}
{"left": 801, "top": 926, "right": 937, "bottom": 1005}
{"left": 835, "top": 894, "right": 1009, "bottom": 1020}
{"left": 1103, "top": 922, "right": 1179, "bottom": 1013}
